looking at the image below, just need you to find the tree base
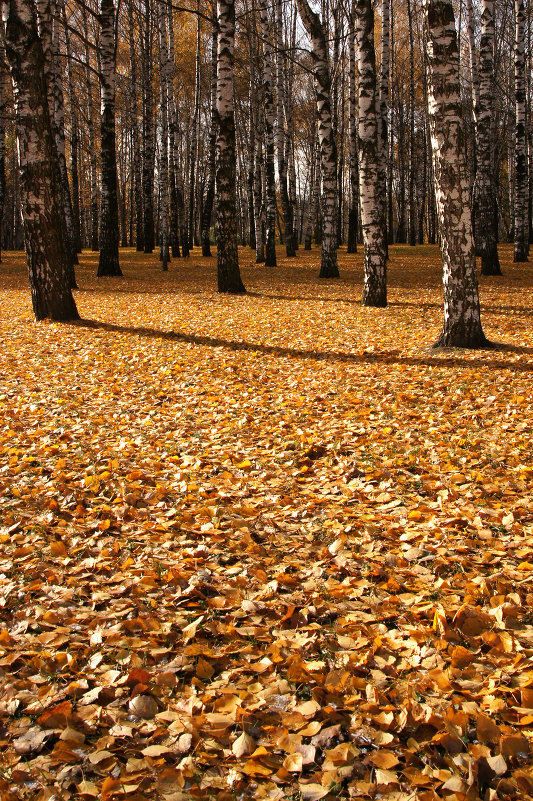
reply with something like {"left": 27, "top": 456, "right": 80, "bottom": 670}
{"left": 480, "top": 253, "right": 502, "bottom": 275}
{"left": 97, "top": 252, "right": 123, "bottom": 277}
{"left": 514, "top": 243, "right": 529, "bottom": 262}
{"left": 362, "top": 295, "right": 387, "bottom": 307}
{"left": 432, "top": 328, "right": 490, "bottom": 349}
{"left": 319, "top": 251, "right": 339, "bottom": 278}
{"left": 202, "top": 244, "right": 212, "bottom": 257}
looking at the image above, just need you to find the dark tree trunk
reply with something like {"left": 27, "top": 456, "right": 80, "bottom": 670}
{"left": 215, "top": 0, "right": 246, "bottom": 293}
{"left": 3, "top": 0, "right": 79, "bottom": 320}
{"left": 97, "top": 0, "right": 122, "bottom": 276}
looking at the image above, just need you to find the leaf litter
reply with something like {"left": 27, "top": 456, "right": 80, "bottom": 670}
{"left": 0, "top": 244, "right": 533, "bottom": 800}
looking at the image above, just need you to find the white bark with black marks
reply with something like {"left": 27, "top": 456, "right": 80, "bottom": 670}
{"left": 354, "top": 0, "right": 387, "bottom": 306}
{"left": 514, "top": 0, "right": 529, "bottom": 262}
{"left": 472, "top": 1, "right": 501, "bottom": 274}
{"left": 424, "top": 0, "right": 487, "bottom": 348}
{"left": 295, "top": 0, "right": 339, "bottom": 277}
{"left": 258, "top": 0, "right": 277, "bottom": 266}
{"left": 215, "top": 0, "right": 245, "bottom": 292}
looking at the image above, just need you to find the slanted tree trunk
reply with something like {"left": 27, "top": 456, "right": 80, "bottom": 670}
{"left": 3, "top": 0, "right": 78, "bottom": 320}
{"left": 97, "top": 0, "right": 122, "bottom": 276}
{"left": 215, "top": 0, "right": 245, "bottom": 293}
{"left": 258, "top": 0, "right": 277, "bottom": 266}
{"left": 354, "top": 0, "right": 387, "bottom": 306}
{"left": 424, "top": 0, "right": 487, "bottom": 348}
{"left": 253, "top": 127, "right": 265, "bottom": 262}
{"left": 201, "top": 19, "right": 217, "bottom": 256}
{"left": 514, "top": 0, "right": 529, "bottom": 262}
{"left": 295, "top": 0, "right": 339, "bottom": 277}
{"left": 304, "top": 138, "right": 320, "bottom": 249}
{"left": 473, "top": 1, "right": 502, "bottom": 274}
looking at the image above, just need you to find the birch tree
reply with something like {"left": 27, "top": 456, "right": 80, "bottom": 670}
{"left": 258, "top": 0, "right": 277, "bottom": 266}
{"left": 514, "top": 0, "right": 529, "bottom": 262}
{"left": 424, "top": 0, "right": 487, "bottom": 348}
{"left": 97, "top": 0, "right": 122, "bottom": 276}
{"left": 215, "top": 0, "right": 246, "bottom": 293}
{"left": 201, "top": 18, "right": 217, "bottom": 257}
{"left": 354, "top": 0, "right": 387, "bottom": 306}
{"left": 275, "top": 0, "right": 296, "bottom": 257}
{"left": 472, "top": 1, "right": 502, "bottom": 275}
{"left": 157, "top": 0, "right": 170, "bottom": 269}
{"left": 295, "top": 0, "right": 339, "bottom": 278}
{"left": 3, "top": 0, "right": 79, "bottom": 320}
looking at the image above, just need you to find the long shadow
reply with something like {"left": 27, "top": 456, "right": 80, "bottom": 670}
{"left": 70, "top": 319, "right": 533, "bottom": 373}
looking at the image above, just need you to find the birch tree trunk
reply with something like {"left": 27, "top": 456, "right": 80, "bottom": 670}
{"left": 128, "top": 0, "right": 143, "bottom": 251}
{"left": 3, "top": 0, "right": 79, "bottom": 320}
{"left": 61, "top": 0, "right": 81, "bottom": 254}
{"left": 354, "top": 0, "right": 387, "bottom": 306}
{"left": 424, "top": 0, "right": 487, "bottom": 348}
{"left": 157, "top": 0, "right": 170, "bottom": 269}
{"left": 188, "top": 0, "right": 201, "bottom": 250}
{"left": 50, "top": 0, "right": 77, "bottom": 267}
{"left": 473, "top": 1, "right": 502, "bottom": 274}
{"left": 275, "top": 0, "right": 296, "bottom": 257}
{"left": 201, "top": 19, "right": 217, "bottom": 256}
{"left": 166, "top": 2, "right": 180, "bottom": 258}
{"left": 407, "top": 0, "right": 416, "bottom": 246}
{"left": 254, "top": 127, "right": 265, "bottom": 262}
{"left": 83, "top": 16, "right": 99, "bottom": 251}
{"left": 142, "top": 2, "right": 155, "bottom": 254}
{"left": 347, "top": 18, "right": 358, "bottom": 253}
{"left": 0, "top": 49, "right": 6, "bottom": 262}
{"left": 258, "top": 0, "right": 277, "bottom": 266}
{"left": 380, "top": 0, "right": 390, "bottom": 247}
{"left": 514, "top": 0, "right": 529, "bottom": 262}
{"left": 215, "top": 0, "right": 246, "bottom": 292}
{"left": 295, "top": 0, "right": 339, "bottom": 277}
{"left": 97, "top": 0, "right": 121, "bottom": 276}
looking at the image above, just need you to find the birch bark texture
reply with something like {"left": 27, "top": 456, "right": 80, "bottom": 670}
{"left": 354, "top": 0, "right": 387, "bottom": 306}
{"left": 3, "top": 0, "right": 79, "bottom": 320}
{"left": 215, "top": 0, "right": 246, "bottom": 292}
{"left": 295, "top": 0, "right": 339, "bottom": 278}
{"left": 473, "top": 1, "right": 501, "bottom": 275}
{"left": 424, "top": 0, "right": 487, "bottom": 348}
{"left": 258, "top": 0, "right": 277, "bottom": 266}
{"left": 97, "top": 0, "right": 122, "bottom": 276}
{"left": 514, "top": 0, "right": 529, "bottom": 262}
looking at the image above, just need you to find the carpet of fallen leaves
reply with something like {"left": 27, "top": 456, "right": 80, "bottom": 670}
{"left": 1, "top": 243, "right": 533, "bottom": 801}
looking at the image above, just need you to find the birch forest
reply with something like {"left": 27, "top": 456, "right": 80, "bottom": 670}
{"left": 3, "top": 0, "right": 533, "bottom": 799}
{"left": 1, "top": 0, "right": 533, "bottom": 342}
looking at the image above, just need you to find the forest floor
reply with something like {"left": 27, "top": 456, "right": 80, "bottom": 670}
{"left": 1, "top": 244, "right": 533, "bottom": 801}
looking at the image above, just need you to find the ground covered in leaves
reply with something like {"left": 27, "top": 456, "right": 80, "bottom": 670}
{"left": 1, "top": 244, "right": 533, "bottom": 801}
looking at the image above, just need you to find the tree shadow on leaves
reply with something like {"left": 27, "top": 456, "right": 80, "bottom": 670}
{"left": 70, "top": 319, "right": 533, "bottom": 373}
